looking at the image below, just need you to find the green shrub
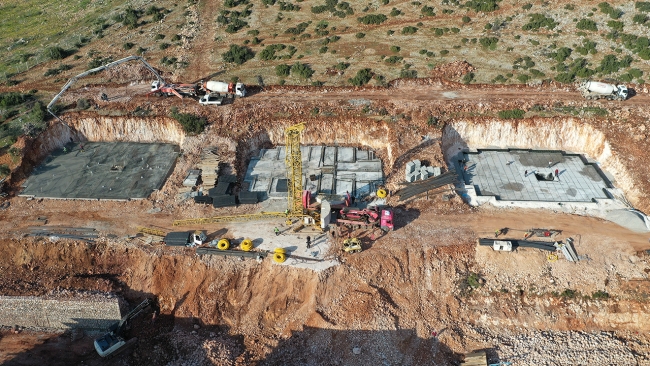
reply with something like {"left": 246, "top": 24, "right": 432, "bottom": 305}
{"left": 596, "top": 54, "right": 633, "bottom": 74}
{"left": 421, "top": 6, "right": 435, "bottom": 16}
{"left": 390, "top": 45, "right": 400, "bottom": 53}
{"left": 402, "top": 26, "right": 418, "bottom": 35}
{"left": 123, "top": 42, "right": 135, "bottom": 50}
{"left": 522, "top": 3, "right": 532, "bottom": 10}
{"left": 633, "top": 13, "right": 648, "bottom": 24}
{"left": 285, "top": 22, "right": 309, "bottom": 34}
{"left": 498, "top": 109, "right": 526, "bottom": 119}
{"left": 462, "top": 72, "right": 475, "bottom": 84}
{"left": 259, "top": 44, "right": 287, "bottom": 60}
{"left": 276, "top": 64, "right": 291, "bottom": 77}
{"left": 45, "top": 46, "right": 68, "bottom": 60}
{"left": 576, "top": 18, "right": 598, "bottom": 31}
{"left": 76, "top": 98, "right": 91, "bottom": 110}
{"left": 592, "top": 290, "right": 610, "bottom": 299}
{"left": 479, "top": 37, "right": 499, "bottom": 50}
{"left": 154, "top": 34, "right": 165, "bottom": 40}
{"left": 575, "top": 39, "right": 597, "bottom": 55}
{"left": 462, "top": 16, "right": 471, "bottom": 23}
{"left": 348, "top": 68, "right": 373, "bottom": 86}
{"left": 560, "top": 289, "right": 577, "bottom": 298}
{"left": 466, "top": 273, "right": 482, "bottom": 289}
{"left": 335, "top": 62, "right": 350, "bottom": 70}
{"left": 451, "top": 27, "right": 460, "bottom": 33}
{"left": 0, "top": 92, "right": 26, "bottom": 108}
{"left": 222, "top": 44, "right": 254, "bottom": 65}
{"left": 607, "top": 20, "right": 624, "bottom": 30}
{"left": 114, "top": 7, "right": 140, "bottom": 28}
{"left": 390, "top": 8, "right": 401, "bottom": 16}
{"left": 400, "top": 68, "right": 417, "bottom": 78}
{"left": 552, "top": 47, "right": 572, "bottom": 62}
{"left": 171, "top": 111, "right": 206, "bottom": 134}
{"left": 629, "top": 68, "right": 644, "bottom": 78}
{"left": 637, "top": 1, "right": 650, "bottom": 12}
{"left": 159, "top": 43, "right": 170, "bottom": 50}
{"left": 440, "top": 49, "right": 449, "bottom": 56}
{"left": 290, "top": 62, "right": 314, "bottom": 79}
{"left": 564, "top": 4, "right": 575, "bottom": 10}
{"left": 356, "top": 32, "right": 366, "bottom": 38}
{"left": 517, "top": 74, "right": 530, "bottom": 83}
{"left": 385, "top": 56, "right": 403, "bottom": 64}
{"left": 598, "top": 2, "right": 623, "bottom": 19}
{"left": 465, "top": 0, "right": 500, "bottom": 12}
{"left": 0, "top": 164, "right": 10, "bottom": 177}
{"left": 357, "top": 14, "right": 387, "bottom": 25}
{"left": 522, "top": 13, "right": 558, "bottom": 31}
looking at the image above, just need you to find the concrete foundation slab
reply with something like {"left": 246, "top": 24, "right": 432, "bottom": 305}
{"left": 20, "top": 142, "right": 178, "bottom": 200}
{"left": 244, "top": 146, "right": 383, "bottom": 202}
{"left": 455, "top": 149, "right": 612, "bottom": 202}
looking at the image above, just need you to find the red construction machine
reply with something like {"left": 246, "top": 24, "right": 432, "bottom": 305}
{"left": 336, "top": 206, "right": 394, "bottom": 232}
{"left": 147, "top": 80, "right": 198, "bottom": 99}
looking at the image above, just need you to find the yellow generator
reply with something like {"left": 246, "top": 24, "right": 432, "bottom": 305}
{"left": 342, "top": 238, "right": 362, "bottom": 253}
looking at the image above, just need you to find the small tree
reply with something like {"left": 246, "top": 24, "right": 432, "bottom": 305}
{"left": 290, "top": 62, "right": 314, "bottom": 79}
{"left": 348, "top": 68, "right": 373, "bottom": 86}
{"left": 222, "top": 44, "right": 254, "bottom": 65}
{"left": 0, "top": 164, "right": 10, "bottom": 177}
{"left": 276, "top": 64, "right": 291, "bottom": 77}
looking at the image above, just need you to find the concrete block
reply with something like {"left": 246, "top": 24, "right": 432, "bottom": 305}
{"left": 405, "top": 173, "right": 416, "bottom": 183}
{"left": 413, "top": 159, "right": 421, "bottom": 170}
{"left": 406, "top": 161, "right": 416, "bottom": 174}
{"left": 432, "top": 167, "right": 441, "bottom": 176}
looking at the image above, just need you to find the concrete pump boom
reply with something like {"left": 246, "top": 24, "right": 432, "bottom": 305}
{"left": 47, "top": 55, "right": 165, "bottom": 121}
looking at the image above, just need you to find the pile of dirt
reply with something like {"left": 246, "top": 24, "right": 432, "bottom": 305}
{"left": 429, "top": 61, "right": 476, "bottom": 79}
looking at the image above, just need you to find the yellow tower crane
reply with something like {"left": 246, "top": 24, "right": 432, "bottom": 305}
{"left": 285, "top": 123, "right": 305, "bottom": 217}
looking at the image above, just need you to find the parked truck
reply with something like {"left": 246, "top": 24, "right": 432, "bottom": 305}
{"left": 577, "top": 80, "right": 628, "bottom": 101}
{"left": 201, "top": 81, "right": 246, "bottom": 97}
{"left": 163, "top": 231, "right": 207, "bottom": 247}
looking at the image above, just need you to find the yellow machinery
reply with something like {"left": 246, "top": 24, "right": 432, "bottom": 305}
{"left": 285, "top": 123, "right": 305, "bottom": 217}
{"left": 173, "top": 123, "right": 311, "bottom": 227}
{"left": 342, "top": 238, "right": 362, "bottom": 253}
{"left": 137, "top": 226, "right": 167, "bottom": 237}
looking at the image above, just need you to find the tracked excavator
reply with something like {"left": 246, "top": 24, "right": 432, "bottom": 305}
{"left": 94, "top": 298, "right": 157, "bottom": 358}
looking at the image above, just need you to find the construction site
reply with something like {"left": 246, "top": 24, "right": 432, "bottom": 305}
{"left": 2, "top": 53, "right": 650, "bottom": 366}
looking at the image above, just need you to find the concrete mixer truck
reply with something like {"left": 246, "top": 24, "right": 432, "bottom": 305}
{"left": 577, "top": 80, "right": 628, "bottom": 101}
{"left": 201, "top": 81, "right": 246, "bottom": 97}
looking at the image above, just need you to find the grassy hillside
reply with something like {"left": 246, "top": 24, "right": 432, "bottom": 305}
{"left": 2, "top": 0, "right": 650, "bottom": 87}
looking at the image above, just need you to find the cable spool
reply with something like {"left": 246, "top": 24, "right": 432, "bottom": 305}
{"left": 217, "top": 239, "right": 230, "bottom": 250}
{"left": 273, "top": 252, "right": 286, "bottom": 263}
{"left": 241, "top": 239, "right": 253, "bottom": 251}
{"left": 274, "top": 247, "right": 286, "bottom": 254}
{"left": 547, "top": 253, "right": 559, "bottom": 262}
{"left": 377, "top": 188, "right": 388, "bottom": 198}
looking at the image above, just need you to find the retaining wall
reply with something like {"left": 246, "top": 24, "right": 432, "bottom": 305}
{"left": 0, "top": 296, "right": 122, "bottom": 331}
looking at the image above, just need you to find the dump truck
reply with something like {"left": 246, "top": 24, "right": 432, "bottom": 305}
{"left": 163, "top": 230, "right": 207, "bottom": 247}
{"left": 202, "top": 81, "right": 246, "bottom": 97}
{"left": 94, "top": 298, "right": 156, "bottom": 358}
{"left": 577, "top": 80, "right": 628, "bottom": 101}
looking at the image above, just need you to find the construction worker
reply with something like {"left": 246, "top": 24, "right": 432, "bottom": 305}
{"left": 63, "top": 146, "right": 67, "bottom": 153}
{"left": 274, "top": 227, "right": 280, "bottom": 236}
{"left": 306, "top": 236, "right": 311, "bottom": 248}
{"left": 495, "top": 229, "right": 501, "bottom": 238}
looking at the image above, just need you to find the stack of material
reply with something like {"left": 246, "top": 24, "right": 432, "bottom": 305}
{"left": 220, "top": 174, "right": 237, "bottom": 184}
{"left": 405, "top": 160, "right": 437, "bottom": 182}
{"left": 197, "top": 148, "right": 220, "bottom": 189}
{"left": 183, "top": 170, "right": 201, "bottom": 187}
{"left": 397, "top": 171, "right": 458, "bottom": 201}
{"left": 213, "top": 195, "right": 237, "bottom": 208}
{"left": 209, "top": 181, "right": 232, "bottom": 196}
{"left": 194, "top": 196, "right": 213, "bottom": 204}
{"left": 238, "top": 192, "right": 258, "bottom": 204}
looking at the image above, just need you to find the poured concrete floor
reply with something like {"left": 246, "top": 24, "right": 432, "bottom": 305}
{"left": 244, "top": 146, "right": 383, "bottom": 201}
{"left": 457, "top": 149, "right": 612, "bottom": 202}
{"left": 20, "top": 142, "right": 178, "bottom": 200}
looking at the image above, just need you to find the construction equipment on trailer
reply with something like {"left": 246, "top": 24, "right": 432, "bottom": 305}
{"left": 342, "top": 238, "right": 362, "bottom": 253}
{"left": 148, "top": 80, "right": 198, "bottom": 99}
{"left": 524, "top": 228, "right": 561, "bottom": 239}
{"left": 94, "top": 298, "right": 157, "bottom": 358}
{"left": 163, "top": 230, "right": 207, "bottom": 246}
{"left": 334, "top": 206, "right": 394, "bottom": 231}
{"left": 47, "top": 55, "right": 165, "bottom": 121}
{"left": 201, "top": 80, "right": 246, "bottom": 97}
